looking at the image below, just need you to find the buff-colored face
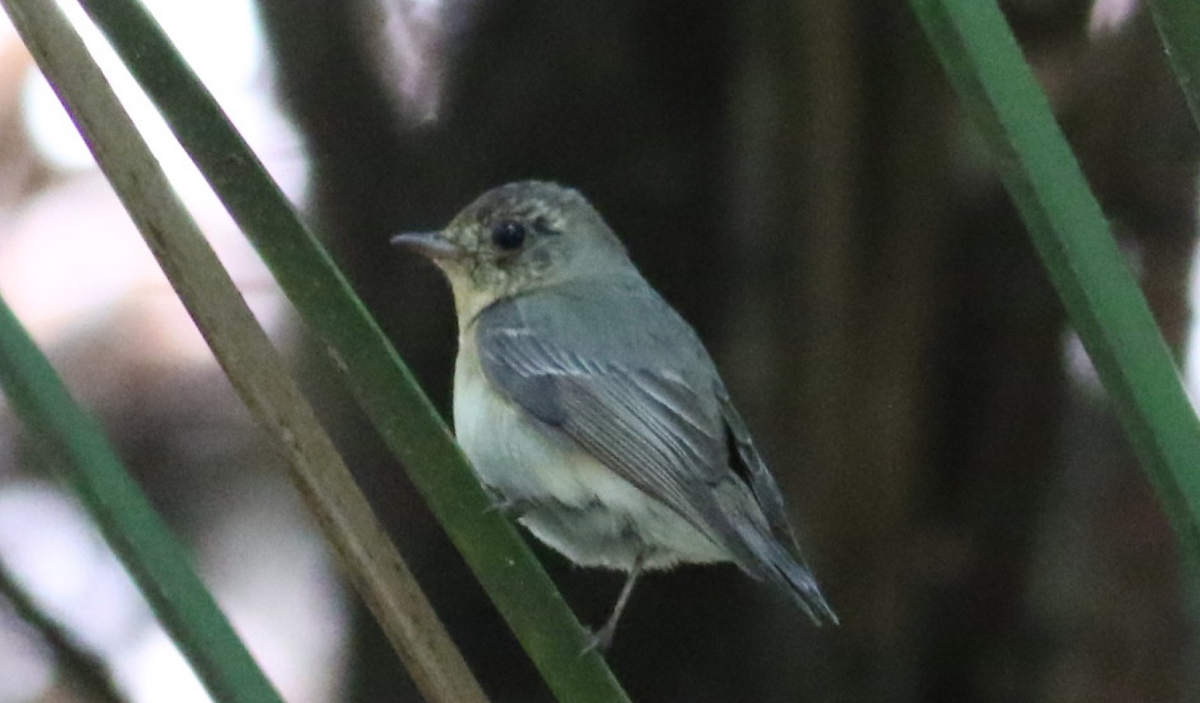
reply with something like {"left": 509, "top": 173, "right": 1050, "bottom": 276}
{"left": 393, "top": 181, "right": 628, "bottom": 327}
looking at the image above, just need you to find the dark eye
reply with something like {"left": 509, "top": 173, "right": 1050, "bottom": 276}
{"left": 490, "top": 220, "right": 527, "bottom": 251}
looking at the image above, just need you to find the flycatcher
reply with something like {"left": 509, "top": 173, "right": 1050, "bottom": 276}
{"left": 393, "top": 181, "right": 836, "bottom": 648}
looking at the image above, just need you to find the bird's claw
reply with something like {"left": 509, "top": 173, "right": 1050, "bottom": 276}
{"left": 484, "top": 495, "right": 529, "bottom": 518}
{"left": 581, "top": 625, "right": 615, "bottom": 656}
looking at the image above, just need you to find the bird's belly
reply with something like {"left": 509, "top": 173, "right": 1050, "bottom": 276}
{"left": 454, "top": 348, "right": 728, "bottom": 570}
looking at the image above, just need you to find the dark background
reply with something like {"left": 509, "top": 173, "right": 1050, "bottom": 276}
{"left": 260, "top": 0, "right": 1194, "bottom": 701}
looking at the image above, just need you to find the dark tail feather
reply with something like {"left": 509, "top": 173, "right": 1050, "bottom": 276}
{"left": 767, "top": 541, "right": 838, "bottom": 625}
{"left": 710, "top": 490, "right": 838, "bottom": 624}
{"left": 739, "top": 532, "right": 835, "bottom": 619}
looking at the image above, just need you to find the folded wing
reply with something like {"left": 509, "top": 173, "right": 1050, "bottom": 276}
{"left": 476, "top": 289, "right": 835, "bottom": 623}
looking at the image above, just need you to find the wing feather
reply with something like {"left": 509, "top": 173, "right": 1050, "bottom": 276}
{"left": 477, "top": 297, "right": 767, "bottom": 573}
{"left": 474, "top": 290, "right": 837, "bottom": 624}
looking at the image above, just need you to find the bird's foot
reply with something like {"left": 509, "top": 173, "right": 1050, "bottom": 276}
{"left": 579, "top": 556, "right": 643, "bottom": 655}
{"left": 581, "top": 623, "right": 616, "bottom": 655}
{"left": 483, "top": 494, "right": 529, "bottom": 519}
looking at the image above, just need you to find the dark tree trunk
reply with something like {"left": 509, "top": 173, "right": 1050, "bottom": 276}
{"left": 256, "top": 1, "right": 1200, "bottom": 701}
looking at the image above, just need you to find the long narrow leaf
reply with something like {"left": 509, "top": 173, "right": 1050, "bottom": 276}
{"left": 908, "top": 0, "right": 1200, "bottom": 554}
{"left": 0, "top": 220, "right": 284, "bottom": 703}
{"left": 2, "top": 2, "right": 491, "bottom": 702}
{"left": 1149, "top": 0, "right": 1200, "bottom": 128}
{"left": 71, "top": 0, "right": 631, "bottom": 700}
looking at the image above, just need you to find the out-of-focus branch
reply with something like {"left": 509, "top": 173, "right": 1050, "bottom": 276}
{"left": 0, "top": 558, "right": 128, "bottom": 703}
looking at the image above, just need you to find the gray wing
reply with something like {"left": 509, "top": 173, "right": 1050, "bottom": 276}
{"left": 475, "top": 284, "right": 836, "bottom": 622}
{"left": 477, "top": 296, "right": 754, "bottom": 560}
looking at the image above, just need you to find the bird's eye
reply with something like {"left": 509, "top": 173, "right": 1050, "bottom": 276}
{"left": 490, "top": 220, "right": 527, "bottom": 251}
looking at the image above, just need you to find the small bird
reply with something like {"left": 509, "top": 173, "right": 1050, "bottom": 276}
{"left": 393, "top": 181, "right": 836, "bottom": 649}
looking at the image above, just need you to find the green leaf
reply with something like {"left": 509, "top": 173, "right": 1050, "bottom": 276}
{"left": 1, "top": 1, "right": 492, "bottom": 701}
{"left": 1150, "top": 0, "right": 1200, "bottom": 129}
{"left": 908, "top": 0, "right": 1200, "bottom": 555}
{"left": 0, "top": 262, "right": 284, "bottom": 703}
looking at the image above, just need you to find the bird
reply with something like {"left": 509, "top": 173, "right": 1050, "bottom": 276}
{"left": 392, "top": 181, "right": 836, "bottom": 649}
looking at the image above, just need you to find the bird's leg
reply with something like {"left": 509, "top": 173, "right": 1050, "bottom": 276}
{"left": 585, "top": 553, "right": 645, "bottom": 653}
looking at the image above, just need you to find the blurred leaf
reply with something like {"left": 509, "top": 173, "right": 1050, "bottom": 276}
{"left": 0, "top": 192, "right": 284, "bottom": 703}
{"left": 908, "top": 0, "right": 1200, "bottom": 556}
{"left": 2, "top": 1, "right": 493, "bottom": 701}
{"left": 1150, "top": 0, "right": 1200, "bottom": 128}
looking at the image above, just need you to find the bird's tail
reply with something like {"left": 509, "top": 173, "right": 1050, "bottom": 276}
{"left": 710, "top": 485, "right": 838, "bottom": 624}
{"left": 763, "top": 540, "right": 838, "bottom": 625}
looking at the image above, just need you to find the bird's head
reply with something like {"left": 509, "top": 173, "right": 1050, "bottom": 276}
{"left": 393, "top": 181, "right": 629, "bottom": 327}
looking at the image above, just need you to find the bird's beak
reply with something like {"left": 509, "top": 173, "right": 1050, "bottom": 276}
{"left": 390, "top": 231, "right": 463, "bottom": 261}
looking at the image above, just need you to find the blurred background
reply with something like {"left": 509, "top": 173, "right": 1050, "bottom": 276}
{"left": 1, "top": 0, "right": 1199, "bottom": 702}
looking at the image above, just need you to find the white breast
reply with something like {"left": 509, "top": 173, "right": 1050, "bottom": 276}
{"left": 454, "top": 331, "right": 590, "bottom": 501}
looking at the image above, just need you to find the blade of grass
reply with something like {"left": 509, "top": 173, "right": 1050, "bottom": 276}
{"left": 69, "top": 1, "right": 631, "bottom": 700}
{"left": 2, "top": 2, "right": 491, "bottom": 702}
{"left": 908, "top": 0, "right": 1200, "bottom": 555}
{"left": 1149, "top": 0, "right": 1200, "bottom": 128}
{"left": 0, "top": 237, "right": 284, "bottom": 703}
